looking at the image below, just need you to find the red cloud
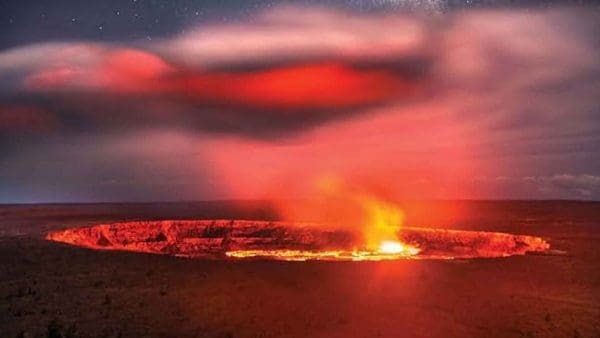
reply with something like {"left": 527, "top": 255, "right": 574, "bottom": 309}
{"left": 176, "top": 62, "right": 423, "bottom": 110}
{"left": 23, "top": 47, "right": 423, "bottom": 111}
{"left": 24, "top": 67, "right": 78, "bottom": 89}
{"left": 99, "top": 49, "right": 174, "bottom": 93}
{"left": 24, "top": 49, "right": 173, "bottom": 94}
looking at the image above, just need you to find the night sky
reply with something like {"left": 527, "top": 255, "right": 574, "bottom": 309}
{"left": 1, "top": 0, "right": 595, "bottom": 49}
{"left": 0, "top": 0, "right": 599, "bottom": 203}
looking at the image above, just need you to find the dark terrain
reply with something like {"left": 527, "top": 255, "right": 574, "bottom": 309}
{"left": 0, "top": 201, "right": 599, "bottom": 338}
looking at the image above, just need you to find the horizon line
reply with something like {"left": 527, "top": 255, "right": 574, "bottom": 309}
{"left": 1, "top": 198, "right": 599, "bottom": 206}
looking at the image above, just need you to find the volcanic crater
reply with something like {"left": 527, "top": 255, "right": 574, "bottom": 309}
{"left": 46, "top": 220, "right": 551, "bottom": 261}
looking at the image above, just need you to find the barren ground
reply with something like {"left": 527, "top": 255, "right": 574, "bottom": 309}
{"left": 0, "top": 201, "right": 599, "bottom": 338}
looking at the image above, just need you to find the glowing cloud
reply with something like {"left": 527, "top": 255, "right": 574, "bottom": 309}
{"left": 0, "top": 6, "right": 598, "bottom": 202}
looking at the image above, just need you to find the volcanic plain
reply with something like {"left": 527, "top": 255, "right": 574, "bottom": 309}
{"left": 0, "top": 201, "right": 598, "bottom": 338}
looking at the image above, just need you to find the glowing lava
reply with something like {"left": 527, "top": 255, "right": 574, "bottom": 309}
{"left": 225, "top": 240, "right": 420, "bottom": 262}
{"left": 224, "top": 249, "right": 413, "bottom": 262}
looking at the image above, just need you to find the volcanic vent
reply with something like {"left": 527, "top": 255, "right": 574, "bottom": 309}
{"left": 46, "top": 220, "right": 550, "bottom": 261}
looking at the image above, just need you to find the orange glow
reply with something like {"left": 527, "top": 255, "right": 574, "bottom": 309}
{"left": 224, "top": 184, "right": 424, "bottom": 260}
{"left": 359, "top": 195, "right": 405, "bottom": 251}
{"left": 268, "top": 175, "right": 422, "bottom": 258}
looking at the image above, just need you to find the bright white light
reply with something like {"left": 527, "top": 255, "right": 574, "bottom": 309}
{"left": 378, "top": 240, "right": 405, "bottom": 254}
